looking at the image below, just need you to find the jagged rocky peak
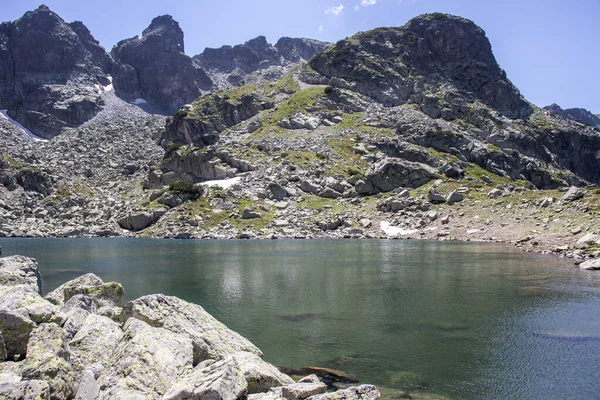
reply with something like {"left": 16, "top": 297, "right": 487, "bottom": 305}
{"left": 543, "top": 103, "right": 600, "bottom": 129}
{"left": 111, "top": 15, "right": 212, "bottom": 114}
{"left": 275, "top": 37, "right": 331, "bottom": 62}
{"left": 310, "top": 13, "right": 532, "bottom": 119}
{"left": 194, "top": 35, "right": 330, "bottom": 86}
{"left": 0, "top": 4, "right": 112, "bottom": 139}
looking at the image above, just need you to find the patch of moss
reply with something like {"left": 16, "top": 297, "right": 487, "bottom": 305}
{"left": 270, "top": 87, "right": 326, "bottom": 123}
{"left": 169, "top": 181, "right": 201, "bottom": 195}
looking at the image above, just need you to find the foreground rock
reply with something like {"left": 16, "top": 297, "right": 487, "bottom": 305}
{"left": 0, "top": 255, "right": 379, "bottom": 399}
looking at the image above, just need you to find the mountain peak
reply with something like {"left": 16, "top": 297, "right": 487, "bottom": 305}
{"left": 310, "top": 13, "right": 532, "bottom": 119}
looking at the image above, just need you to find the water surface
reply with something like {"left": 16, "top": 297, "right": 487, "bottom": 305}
{"left": 1, "top": 238, "right": 599, "bottom": 399}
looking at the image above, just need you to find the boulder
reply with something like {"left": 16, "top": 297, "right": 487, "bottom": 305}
{"left": 98, "top": 318, "right": 194, "bottom": 399}
{"left": 0, "top": 255, "right": 42, "bottom": 291}
{"left": 282, "top": 382, "right": 327, "bottom": 399}
{"left": 300, "top": 180, "right": 321, "bottom": 194}
{"left": 69, "top": 314, "right": 123, "bottom": 378}
{"left": 562, "top": 186, "right": 585, "bottom": 202}
{"left": 360, "top": 158, "right": 435, "bottom": 195}
{"left": 21, "top": 323, "right": 75, "bottom": 400}
{"left": 268, "top": 182, "right": 288, "bottom": 201}
{"left": 117, "top": 210, "right": 165, "bottom": 231}
{"left": 307, "top": 385, "right": 381, "bottom": 399}
{"left": 0, "top": 380, "right": 51, "bottom": 400}
{"left": 0, "top": 257, "right": 63, "bottom": 358}
{"left": 575, "top": 233, "right": 600, "bottom": 249}
{"left": 120, "top": 294, "right": 262, "bottom": 364}
{"left": 45, "top": 273, "right": 124, "bottom": 308}
{"left": 45, "top": 274, "right": 102, "bottom": 305}
{"left": 74, "top": 369, "right": 100, "bottom": 400}
{"left": 163, "top": 351, "right": 294, "bottom": 399}
{"left": 428, "top": 191, "right": 446, "bottom": 203}
{"left": 488, "top": 188, "right": 503, "bottom": 198}
{"left": 579, "top": 259, "right": 600, "bottom": 271}
{"left": 242, "top": 208, "right": 263, "bottom": 219}
{"left": 0, "top": 331, "right": 6, "bottom": 360}
{"left": 446, "top": 191, "right": 464, "bottom": 204}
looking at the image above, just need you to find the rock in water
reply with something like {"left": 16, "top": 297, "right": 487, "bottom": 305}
{"left": 0, "top": 5, "right": 110, "bottom": 138}
{"left": 112, "top": 15, "right": 212, "bottom": 113}
{"left": 579, "top": 259, "right": 600, "bottom": 271}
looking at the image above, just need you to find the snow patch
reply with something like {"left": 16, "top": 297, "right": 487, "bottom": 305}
{"left": 379, "top": 221, "right": 418, "bottom": 237}
{"left": 0, "top": 110, "right": 46, "bottom": 141}
{"left": 134, "top": 98, "right": 148, "bottom": 105}
{"left": 200, "top": 177, "right": 242, "bottom": 189}
{"left": 467, "top": 229, "right": 481, "bottom": 234}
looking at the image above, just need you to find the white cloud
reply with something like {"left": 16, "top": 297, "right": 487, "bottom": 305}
{"left": 318, "top": 25, "right": 324, "bottom": 33}
{"left": 354, "top": 5, "right": 360, "bottom": 10}
{"left": 361, "top": 0, "right": 377, "bottom": 5}
{"left": 325, "top": 5, "right": 345, "bottom": 15}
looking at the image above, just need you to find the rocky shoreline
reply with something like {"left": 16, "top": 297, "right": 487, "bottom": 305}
{"left": 0, "top": 255, "right": 382, "bottom": 399}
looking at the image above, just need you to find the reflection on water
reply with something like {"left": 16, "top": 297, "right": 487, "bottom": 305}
{"left": 1, "top": 238, "right": 599, "bottom": 399}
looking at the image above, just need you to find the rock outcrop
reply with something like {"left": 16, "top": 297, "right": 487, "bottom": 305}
{"left": 311, "top": 13, "right": 532, "bottom": 119}
{"left": 0, "top": 255, "right": 379, "bottom": 399}
{"left": 0, "top": 5, "right": 111, "bottom": 138}
{"left": 111, "top": 15, "right": 212, "bottom": 113}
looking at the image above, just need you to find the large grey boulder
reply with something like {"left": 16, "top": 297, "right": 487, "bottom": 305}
{"left": 120, "top": 294, "right": 262, "bottom": 364}
{"left": 21, "top": 323, "right": 75, "bottom": 400}
{"left": 579, "top": 259, "right": 600, "bottom": 271}
{"left": 358, "top": 158, "right": 435, "bottom": 195}
{"left": 69, "top": 314, "right": 123, "bottom": 378}
{"left": 98, "top": 318, "right": 194, "bottom": 399}
{"left": 575, "top": 233, "right": 600, "bottom": 249}
{"left": 117, "top": 210, "right": 165, "bottom": 232}
{"left": 282, "top": 382, "right": 328, "bottom": 399}
{"left": 163, "top": 351, "right": 293, "bottom": 399}
{"left": 0, "top": 380, "right": 51, "bottom": 400}
{"left": 307, "top": 385, "right": 381, "bottom": 399}
{"left": 0, "top": 255, "right": 42, "bottom": 291}
{"left": 562, "top": 186, "right": 585, "bottom": 202}
{"left": 0, "top": 257, "right": 63, "bottom": 358}
{"left": 46, "top": 273, "right": 123, "bottom": 307}
{"left": 74, "top": 369, "right": 100, "bottom": 400}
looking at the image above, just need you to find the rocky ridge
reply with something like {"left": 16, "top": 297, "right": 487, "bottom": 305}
{"left": 543, "top": 103, "right": 600, "bottom": 130}
{"left": 0, "top": 255, "right": 380, "bottom": 400}
{"left": 0, "top": 10, "right": 600, "bottom": 264}
{"left": 194, "top": 36, "right": 331, "bottom": 89}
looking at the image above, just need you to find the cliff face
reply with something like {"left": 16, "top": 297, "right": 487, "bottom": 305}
{"left": 111, "top": 15, "right": 213, "bottom": 114}
{"left": 0, "top": 6, "right": 111, "bottom": 139}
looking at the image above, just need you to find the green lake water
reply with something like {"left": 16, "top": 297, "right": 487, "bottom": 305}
{"left": 1, "top": 238, "right": 599, "bottom": 399}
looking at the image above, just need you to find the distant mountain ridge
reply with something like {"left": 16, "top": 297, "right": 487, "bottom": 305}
{"left": 543, "top": 103, "right": 600, "bottom": 129}
{"left": 0, "top": 5, "right": 330, "bottom": 137}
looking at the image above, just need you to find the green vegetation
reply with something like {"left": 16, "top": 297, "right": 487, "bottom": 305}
{"left": 168, "top": 181, "right": 201, "bottom": 195}
{"left": 528, "top": 112, "right": 560, "bottom": 132}
{"left": 270, "top": 87, "right": 326, "bottom": 123}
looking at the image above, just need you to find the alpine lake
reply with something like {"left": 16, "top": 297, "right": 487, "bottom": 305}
{"left": 1, "top": 238, "right": 599, "bottom": 399}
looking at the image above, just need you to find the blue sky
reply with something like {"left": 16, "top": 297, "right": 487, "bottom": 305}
{"left": 3, "top": 0, "right": 599, "bottom": 113}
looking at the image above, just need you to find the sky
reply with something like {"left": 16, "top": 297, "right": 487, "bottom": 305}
{"left": 2, "top": 0, "right": 599, "bottom": 113}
